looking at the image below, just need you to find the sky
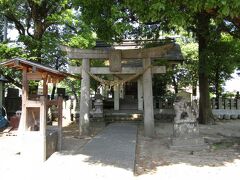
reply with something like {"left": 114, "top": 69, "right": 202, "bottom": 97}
{"left": 224, "top": 70, "right": 240, "bottom": 93}
{"left": 8, "top": 29, "right": 18, "bottom": 41}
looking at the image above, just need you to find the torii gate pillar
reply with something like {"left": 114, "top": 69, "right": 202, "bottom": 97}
{"left": 79, "top": 58, "right": 90, "bottom": 136}
{"left": 143, "top": 57, "right": 155, "bottom": 137}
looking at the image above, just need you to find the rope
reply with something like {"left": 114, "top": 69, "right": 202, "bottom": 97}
{"left": 86, "top": 65, "right": 152, "bottom": 88}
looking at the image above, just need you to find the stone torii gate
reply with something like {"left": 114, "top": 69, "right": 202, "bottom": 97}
{"left": 61, "top": 43, "right": 183, "bottom": 137}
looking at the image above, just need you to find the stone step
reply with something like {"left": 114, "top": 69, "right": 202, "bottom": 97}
{"left": 104, "top": 112, "right": 143, "bottom": 122}
{"left": 104, "top": 117, "right": 143, "bottom": 122}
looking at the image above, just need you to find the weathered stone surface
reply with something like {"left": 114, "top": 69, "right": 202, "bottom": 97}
{"left": 231, "top": 114, "right": 238, "bottom": 119}
{"left": 92, "top": 99, "right": 103, "bottom": 118}
{"left": 170, "top": 96, "right": 208, "bottom": 151}
{"left": 224, "top": 114, "right": 231, "bottom": 120}
{"left": 109, "top": 50, "right": 122, "bottom": 72}
{"left": 143, "top": 58, "right": 154, "bottom": 137}
{"left": 79, "top": 58, "right": 90, "bottom": 135}
{"left": 81, "top": 123, "right": 137, "bottom": 170}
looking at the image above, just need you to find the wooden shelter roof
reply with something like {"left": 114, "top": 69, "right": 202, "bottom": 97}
{"left": 0, "top": 58, "right": 72, "bottom": 83}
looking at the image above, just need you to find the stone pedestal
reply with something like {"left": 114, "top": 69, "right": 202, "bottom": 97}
{"left": 171, "top": 121, "right": 206, "bottom": 151}
{"left": 170, "top": 97, "right": 208, "bottom": 151}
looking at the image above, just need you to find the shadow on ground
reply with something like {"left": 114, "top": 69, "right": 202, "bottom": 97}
{"left": 59, "top": 122, "right": 138, "bottom": 172}
{"left": 135, "top": 121, "right": 240, "bottom": 176}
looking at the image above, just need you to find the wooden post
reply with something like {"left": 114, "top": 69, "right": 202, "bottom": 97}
{"left": 42, "top": 75, "right": 48, "bottom": 97}
{"left": 143, "top": 57, "right": 154, "bottom": 137}
{"left": 40, "top": 96, "right": 47, "bottom": 161}
{"left": 57, "top": 97, "right": 63, "bottom": 151}
{"left": 20, "top": 67, "right": 28, "bottom": 131}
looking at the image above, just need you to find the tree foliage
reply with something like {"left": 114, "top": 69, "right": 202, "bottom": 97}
{"left": 122, "top": 0, "right": 240, "bottom": 124}
{"left": 207, "top": 34, "right": 240, "bottom": 98}
{"left": 0, "top": 0, "right": 96, "bottom": 98}
{"left": 76, "top": 0, "right": 134, "bottom": 42}
{"left": 0, "top": 43, "right": 23, "bottom": 87}
{"left": 0, "top": 0, "right": 73, "bottom": 61}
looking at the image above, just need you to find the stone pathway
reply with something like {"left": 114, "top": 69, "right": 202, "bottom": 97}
{"left": 80, "top": 123, "right": 138, "bottom": 170}
{"left": 40, "top": 122, "right": 138, "bottom": 180}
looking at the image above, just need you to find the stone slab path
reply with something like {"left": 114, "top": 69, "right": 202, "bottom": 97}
{"left": 40, "top": 123, "right": 138, "bottom": 180}
{"left": 81, "top": 123, "right": 138, "bottom": 170}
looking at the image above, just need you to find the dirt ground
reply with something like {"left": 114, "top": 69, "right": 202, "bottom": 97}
{"left": 135, "top": 120, "right": 240, "bottom": 179}
{"left": 1, "top": 119, "right": 240, "bottom": 179}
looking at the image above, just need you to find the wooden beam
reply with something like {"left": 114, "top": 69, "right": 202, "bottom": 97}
{"left": 48, "top": 99, "right": 58, "bottom": 106}
{"left": 26, "top": 72, "right": 43, "bottom": 80}
{"left": 26, "top": 100, "right": 41, "bottom": 107}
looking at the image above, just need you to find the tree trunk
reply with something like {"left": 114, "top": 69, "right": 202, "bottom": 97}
{"left": 196, "top": 12, "right": 215, "bottom": 124}
{"left": 51, "top": 84, "right": 56, "bottom": 100}
{"left": 215, "top": 68, "right": 220, "bottom": 108}
{"left": 171, "top": 65, "right": 178, "bottom": 94}
{"left": 172, "top": 75, "right": 178, "bottom": 94}
{"left": 50, "top": 57, "right": 60, "bottom": 100}
{"left": 3, "top": 16, "right": 7, "bottom": 41}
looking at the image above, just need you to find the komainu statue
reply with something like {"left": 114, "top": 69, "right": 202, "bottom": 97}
{"left": 170, "top": 95, "right": 208, "bottom": 151}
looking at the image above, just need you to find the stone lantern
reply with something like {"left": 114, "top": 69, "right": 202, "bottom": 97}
{"left": 93, "top": 90, "right": 104, "bottom": 118}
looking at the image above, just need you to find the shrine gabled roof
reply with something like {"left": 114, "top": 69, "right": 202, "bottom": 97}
{"left": 0, "top": 58, "right": 72, "bottom": 79}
